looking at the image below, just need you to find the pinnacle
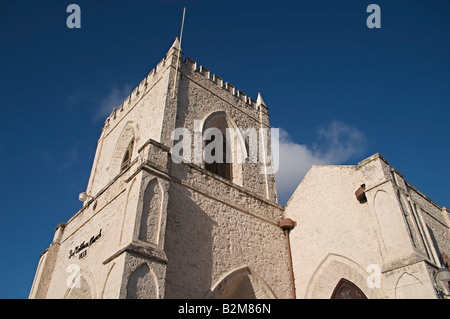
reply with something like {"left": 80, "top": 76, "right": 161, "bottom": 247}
{"left": 171, "top": 37, "right": 181, "bottom": 51}
{"left": 256, "top": 92, "right": 266, "bottom": 106}
{"left": 166, "top": 37, "right": 182, "bottom": 59}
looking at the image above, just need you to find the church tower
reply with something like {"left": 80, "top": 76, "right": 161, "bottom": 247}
{"left": 29, "top": 39, "right": 294, "bottom": 299}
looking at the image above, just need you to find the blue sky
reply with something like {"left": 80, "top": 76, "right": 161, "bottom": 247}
{"left": 0, "top": 0, "right": 449, "bottom": 299}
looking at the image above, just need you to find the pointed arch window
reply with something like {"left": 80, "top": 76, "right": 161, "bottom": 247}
{"left": 203, "top": 115, "right": 232, "bottom": 181}
{"left": 121, "top": 138, "right": 134, "bottom": 172}
{"left": 204, "top": 134, "right": 231, "bottom": 180}
{"left": 330, "top": 278, "right": 367, "bottom": 299}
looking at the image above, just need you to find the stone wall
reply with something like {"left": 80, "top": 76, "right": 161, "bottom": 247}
{"left": 29, "top": 37, "right": 448, "bottom": 300}
{"left": 42, "top": 163, "right": 135, "bottom": 298}
{"left": 86, "top": 47, "right": 174, "bottom": 197}
{"left": 407, "top": 183, "right": 450, "bottom": 266}
{"left": 285, "top": 163, "right": 384, "bottom": 298}
{"left": 29, "top": 40, "right": 290, "bottom": 299}
{"left": 173, "top": 56, "right": 277, "bottom": 201}
{"left": 164, "top": 162, "right": 291, "bottom": 299}
{"left": 285, "top": 153, "right": 447, "bottom": 299}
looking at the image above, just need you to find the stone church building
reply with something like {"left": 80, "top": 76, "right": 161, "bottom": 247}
{"left": 29, "top": 39, "right": 450, "bottom": 299}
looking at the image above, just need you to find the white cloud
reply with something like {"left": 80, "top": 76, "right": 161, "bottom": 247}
{"left": 93, "top": 86, "right": 132, "bottom": 121}
{"left": 314, "top": 120, "right": 367, "bottom": 163}
{"left": 273, "top": 121, "right": 367, "bottom": 205}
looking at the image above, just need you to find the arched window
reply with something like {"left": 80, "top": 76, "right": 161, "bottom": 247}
{"left": 203, "top": 115, "right": 232, "bottom": 181}
{"left": 121, "top": 138, "right": 134, "bottom": 172}
{"left": 330, "top": 278, "right": 367, "bottom": 299}
{"left": 204, "top": 134, "right": 231, "bottom": 180}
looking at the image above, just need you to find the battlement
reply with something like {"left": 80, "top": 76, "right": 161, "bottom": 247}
{"left": 102, "top": 54, "right": 170, "bottom": 131}
{"left": 182, "top": 57, "right": 265, "bottom": 112}
{"left": 102, "top": 40, "right": 268, "bottom": 132}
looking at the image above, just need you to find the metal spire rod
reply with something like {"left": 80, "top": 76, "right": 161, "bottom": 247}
{"left": 172, "top": 7, "right": 186, "bottom": 99}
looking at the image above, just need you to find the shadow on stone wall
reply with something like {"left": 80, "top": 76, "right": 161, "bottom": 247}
{"left": 164, "top": 182, "right": 216, "bottom": 298}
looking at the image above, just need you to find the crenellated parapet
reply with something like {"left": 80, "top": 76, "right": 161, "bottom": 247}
{"left": 181, "top": 56, "right": 268, "bottom": 114}
{"left": 101, "top": 38, "right": 269, "bottom": 133}
{"left": 102, "top": 55, "right": 170, "bottom": 132}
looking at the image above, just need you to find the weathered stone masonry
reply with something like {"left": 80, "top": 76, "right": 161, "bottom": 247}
{"left": 29, "top": 39, "right": 449, "bottom": 299}
{"left": 29, "top": 39, "right": 293, "bottom": 299}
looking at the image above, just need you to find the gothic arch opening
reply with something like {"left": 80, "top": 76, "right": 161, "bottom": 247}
{"left": 138, "top": 178, "right": 163, "bottom": 245}
{"left": 394, "top": 272, "right": 424, "bottom": 298}
{"left": 202, "top": 112, "right": 245, "bottom": 185}
{"left": 207, "top": 266, "right": 276, "bottom": 299}
{"left": 111, "top": 123, "right": 135, "bottom": 176}
{"left": 126, "top": 263, "right": 158, "bottom": 299}
{"left": 216, "top": 274, "right": 256, "bottom": 299}
{"left": 330, "top": 278, "right": 367, "bottom": 299}
{"left": 203, "top": 114, "right": 231, "bottom": 180}
{"left": 305, "top": 254, "right": 381, "bottom": 299}
{"left": 64, "top": 272, "right": 94, "bottom": 299}
{"left": 121, "top": 138, "right": 134, "bottom": 172}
